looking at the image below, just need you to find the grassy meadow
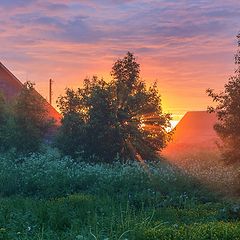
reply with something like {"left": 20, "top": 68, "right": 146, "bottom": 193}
{"left": 0, "top": 148, "right": 240, "bottom": 240}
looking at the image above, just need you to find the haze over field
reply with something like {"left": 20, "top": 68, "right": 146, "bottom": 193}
{"left": 1, "top": 0, "right": 240, "bottom": 120}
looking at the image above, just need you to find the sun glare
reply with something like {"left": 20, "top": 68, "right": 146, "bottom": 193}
{"left": 170, "top": 120, "right": 179, "bottom": 129}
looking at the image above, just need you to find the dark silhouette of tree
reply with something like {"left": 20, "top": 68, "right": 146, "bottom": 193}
{"left": 0, "top": 92, "right": 7, "bottom": 150}
{"left": 111, "top": 52, "right": 172, "bottom": 161}
{"left": 207, "top": 33, "right": 240, "bottom": 163}
{"left": 0, "top": 92, "right": 19, "bottom": 152}
{"left": 57, "top": 52, "right": 171, "bottom": 162}
{"left": 0, "top": 92, "right": 5, "bottom": 124}
{"left": 0, "top": 81, "right": 53, "bottom": 153}
{"left": 14, "top": 81, "right": 54, "bottom": 152}
{"left": 56, "top": 87, "right": 87, "bottom": 157}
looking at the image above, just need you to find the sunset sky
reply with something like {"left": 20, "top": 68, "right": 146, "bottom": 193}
{"left": 1, "top": 0, "right": 240, "bottom": 121}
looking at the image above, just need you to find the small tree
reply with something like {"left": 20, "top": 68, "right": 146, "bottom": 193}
{"left": 12, "top": 81, "right": 53, "bottom": 153}
{"left": 0, "top": 92, "right": 19, "bottom": 152}
{"left": 57, "top": 53, "right": 171, "bottom": 162}
{"left": 207, "top": 33, "right": 240, "bottom": 163}
{"left": 0, "top": 92, "right": 7, "bottom": 150}
{"left": 0, "top": 92, "right": 5, "bottom": 124}
{"left": 0, "top": 82, "right": 54, "bottom": 153}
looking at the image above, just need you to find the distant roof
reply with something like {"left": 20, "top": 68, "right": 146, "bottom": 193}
{"left": 0, "top": 62, "right": 61, "bottom": 124}
{"left": 162, "top": 111, "right": 219, "bottom": 156}
{"left": 172, "top": 111, "right": 218, "bottom": 144}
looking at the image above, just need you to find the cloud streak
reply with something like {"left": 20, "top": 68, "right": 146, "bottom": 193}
{"left": 0, "top": 0, "right": 239, "bottom": 116}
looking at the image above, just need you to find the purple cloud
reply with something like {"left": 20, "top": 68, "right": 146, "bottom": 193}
{"left": 0, "top": 0, "right": 240, "bottom": 114}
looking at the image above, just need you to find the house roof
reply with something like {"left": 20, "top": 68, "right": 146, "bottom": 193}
{"left": 0, "top": 62, "right": 61, "bottom": 124}
{"left": 162, "top": 111, "right": 219, "bottom": 156}
{"left": 172, "top": 111, "right": 218, "bottom": 144}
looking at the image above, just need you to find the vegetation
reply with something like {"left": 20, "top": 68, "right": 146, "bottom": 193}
{"left": 0, "top": 82, "right": 54, "bottom": 153}
{"left": 57, "top": 52, "right": 171, "bottom": 162}
{"left": 1, "top": 148, "right": 240, "bottom": 240}
{"left": 1, "top": 47, "right": 240, "bottom": 239}
{"left": 207, "top": 34, "right": 240, "bottom": 163}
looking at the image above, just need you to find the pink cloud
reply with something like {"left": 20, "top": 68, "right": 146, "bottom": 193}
{"left": 0, "top": 0, "right": 240, "bottom": 116}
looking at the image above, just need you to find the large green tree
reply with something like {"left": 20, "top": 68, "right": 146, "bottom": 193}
{"left": 110, "top": 52, "right": 172, "bottom": 160}
{"left": 57, "top": 52, "right": 171, "bottom": 162}
{"left": 207, "top": 33, "right": 240, "bottom": 163}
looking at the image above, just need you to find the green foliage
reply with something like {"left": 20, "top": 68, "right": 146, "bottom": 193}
{"left": 0, "top": 149, "right": 239, "bottom": 239}
{"left": 57, "top": 52, "right": 171, "bottom": 162}
{"left": 0, "top": 92, "right": 16, "bottom": 152}
{"left": 2, "top": 197, "right": 239, "bottom": 240}
{"left": 0, "top": 91, "right": 5, "bottom": 124}
{"left": 13, "top": 81, "right": 53, "bottom": 152}
{"left": 0, "top": 148, "right": 199, "bottom": 199}
{"left": 207, "top": 34, "right": 240, "bottom": 163}
{"left": 0, "top": 92, "right": 6, "bottom": 148}
{"left": 0, "top": 81, "right": 53, "bottom": 153}
{"left": 134, "top": 222, "right": 240, "bottom": 240}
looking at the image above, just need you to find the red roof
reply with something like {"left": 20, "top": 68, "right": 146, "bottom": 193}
{"left": 172, "top": 111, "right": 218, "bottom": 144}
{"left": 163, "top": 111, "right": 219, "bottom": 156}
{"left": 0, "top": 62, "right": 61, "bottom": 124}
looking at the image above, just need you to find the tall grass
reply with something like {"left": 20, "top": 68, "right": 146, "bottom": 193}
{"left": 0, "top": 148, "right": 239, "bottom": 239}
{"left": 163, "top": 148, "right": 240, "bottom": 196}
{"left": 0, "top": 148, "right": 204, "bottom": 200}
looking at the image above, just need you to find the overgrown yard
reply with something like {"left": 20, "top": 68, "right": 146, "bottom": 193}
{"left": 0, "top": 148, "right": 240, "bottom": 240}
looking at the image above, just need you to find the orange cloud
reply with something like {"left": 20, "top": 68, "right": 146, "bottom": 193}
{"left": 0, "top": 0, "right": 239, "bottom": 120}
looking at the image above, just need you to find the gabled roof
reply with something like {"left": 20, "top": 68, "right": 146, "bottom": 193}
{"left": 163, "top": 111, "right": 219, "bottom": 156}
{"left": 0, "top": 62, "right": 61, "bottom": 124}
{"left": 172, "top": 111, "right": 218, "bottom": 144}
{"left": 0, "top": 62, "right": 22, "bottom": 100}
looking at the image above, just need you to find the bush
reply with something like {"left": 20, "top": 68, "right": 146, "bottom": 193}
{"left": 0, "top": 148, "right": 205, "bottom": 202}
